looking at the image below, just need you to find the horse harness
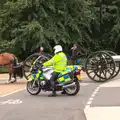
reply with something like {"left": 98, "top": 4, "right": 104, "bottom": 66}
{"left": 0, "top": 61, "right": 14, "bottom": 68}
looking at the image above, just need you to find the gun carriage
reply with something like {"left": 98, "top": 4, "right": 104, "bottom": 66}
{"left": 23, "top": 50, "right": 120, "bottom": 82}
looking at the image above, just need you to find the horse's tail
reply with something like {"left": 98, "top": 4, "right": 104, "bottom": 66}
{"left": 12, "top": 54, "right": 18, "bottom": 66}
{"left": 12, "top": 54, "right": 24, "bottom": 78}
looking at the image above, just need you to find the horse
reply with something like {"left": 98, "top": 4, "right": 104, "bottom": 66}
{"left": 0, "top": 52, "right": 23, "bottom": 83}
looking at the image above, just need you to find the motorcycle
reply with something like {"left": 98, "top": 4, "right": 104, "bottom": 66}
{"left": 27, "top": 63, "right": 81, "bottom": 96}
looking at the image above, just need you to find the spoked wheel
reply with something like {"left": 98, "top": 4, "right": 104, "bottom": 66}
{"left": 23, "top": 53, "right": 40, "bottom": 80}
{"left": 85, "top": 51, "right": 116, "bottom": 82}
{"left": 103, "top": 50, "right": 120, "bottom": 79}
{"left": 64, "top": 81, "right": 80, "bottom": 96}
{"left": 23, "top": 53, "right": 52, "bottom": 80}
{"left": 27, "top": 81, "right": 41, "bottom": 95}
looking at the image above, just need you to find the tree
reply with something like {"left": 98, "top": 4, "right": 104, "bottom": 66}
{"left": 90, "top": 0, "right": 120, "bottom": 51}
{"left": 0, "top": 0, "right": 93, "bottom": 59}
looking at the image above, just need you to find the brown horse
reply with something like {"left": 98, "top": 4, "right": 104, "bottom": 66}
{"left": 0, "top": 52, "right": 23, "bottom": 83}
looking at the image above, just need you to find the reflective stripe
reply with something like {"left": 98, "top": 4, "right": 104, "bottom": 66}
{"left": 60, "top": 55, "right": 67, "bottom": 63}
{"left": 58, "top": 72, "right": 71, "bottom": 83}
{"left": 65, "top": 78, "right": 71, "bottom": 82}
{"left": 28, "top": 70, "right": 42, "bottom": 81}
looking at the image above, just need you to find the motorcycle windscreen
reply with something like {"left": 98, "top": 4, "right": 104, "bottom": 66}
{"left": 43, "top": 68, "right": 53, "bottom": 80}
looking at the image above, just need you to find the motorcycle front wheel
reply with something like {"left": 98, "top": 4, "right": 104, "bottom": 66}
{"left": 27, "top": 81, "right": 41, "bottom": 95}
{"left": 64, "top": 81, "right": 80, "bottom": 96}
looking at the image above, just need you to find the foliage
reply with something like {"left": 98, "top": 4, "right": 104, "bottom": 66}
{"left": 0, "top": 0, "right": 93, "bottom": 59}
{"left": 0, "top": 0, "right": 120, "bottom": 59}
{"left": 90, "top": 0, "right": 120, "bottom": 51}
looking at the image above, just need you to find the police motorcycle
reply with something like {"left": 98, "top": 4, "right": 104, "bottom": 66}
{"left": 27, "top": 58, "right": 81, "bottom": 96}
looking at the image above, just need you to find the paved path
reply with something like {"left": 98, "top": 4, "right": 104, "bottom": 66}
{"left": 85, "top": 74, "right": 120, "bottom": 120}
{"left": 0, "top": 73, "right": 26, "bottom": 97}
{"left": 0, "top": 81, "right": 26, "bottom": 97}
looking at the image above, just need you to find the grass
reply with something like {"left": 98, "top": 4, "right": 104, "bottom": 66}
{"left": 0, "top": 68, "right": 8, "bottom": 73}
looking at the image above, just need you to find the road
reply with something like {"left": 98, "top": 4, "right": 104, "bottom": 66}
{"left": 85, "top": 74, "right": 120, "bottom": 120}
{"left": 0, "top": 73, "right": 120, "bottom": 120}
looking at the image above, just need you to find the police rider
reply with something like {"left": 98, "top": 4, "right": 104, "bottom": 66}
{"left": 43, "top": 45, "right": 67, "bottom": 97}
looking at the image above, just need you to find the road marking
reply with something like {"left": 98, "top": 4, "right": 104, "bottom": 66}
{"left": 0, "top": 99, "right": 22, "bottom": 105}
{"left": 84, "top": 86, "right": 100, "bottom": 114}
{"left": 84, "top": 78, "right": 120, "bottom": 120}
{"left": 0, "top": 88, "right": 26, "bottom": 97}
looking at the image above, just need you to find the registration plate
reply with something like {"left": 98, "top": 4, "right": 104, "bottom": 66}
{"left": 77, "top": 75, "right": 82, "bottom": 81}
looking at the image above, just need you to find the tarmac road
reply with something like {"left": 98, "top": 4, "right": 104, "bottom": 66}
{"left": 0, "top": 74, "right": 100, "bottom": 120}
{"left": 1, "top": 73, "right": 120, "bottom": 120}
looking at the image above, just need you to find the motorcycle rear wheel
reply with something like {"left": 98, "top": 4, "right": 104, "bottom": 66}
{"left": 27, "top": 81, "right": 41, "bottom": 95}
{"left": 64, "top": 81, "right": 80, "bottom": 96}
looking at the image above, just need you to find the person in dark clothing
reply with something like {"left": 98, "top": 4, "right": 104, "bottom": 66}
{"left": 71, "top": 43, "right": 86, "bottom": 71}
{"left": 71, "top": 43, "right": 87, "bottom": 59}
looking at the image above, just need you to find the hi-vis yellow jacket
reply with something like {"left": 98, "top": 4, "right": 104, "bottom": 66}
{"left": 43, "top": 52, "right": 67, "bottom": 72}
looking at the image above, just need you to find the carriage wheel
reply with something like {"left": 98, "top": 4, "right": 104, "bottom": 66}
{"left": 23, "top": 53, "right": 52, "bottom": 80}
{"left": 103, "top": 50, "right": 120, "bottom": 79}
{"left": 85, "top": 51, "right": 116, "bottom": 82}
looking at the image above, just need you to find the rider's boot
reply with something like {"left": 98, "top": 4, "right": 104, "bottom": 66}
{"left": 61, "top": 90, "right": 66, "bottom": 94}
{"left": 48, "top": 91, "right": 57, "bottom": 97}
{"left": 48, "top": 86, "right": 57, "bottom": 97}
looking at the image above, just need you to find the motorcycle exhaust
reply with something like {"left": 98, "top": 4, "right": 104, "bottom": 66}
{"left": 62, "top": 82, "right": 75, "bottom": 88}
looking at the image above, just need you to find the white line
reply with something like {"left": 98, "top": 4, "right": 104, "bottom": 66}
{"left": 89, "top": 97, "right": 94, "bottom": 101}
{"left": 87, "top": 101, "right": 92, "bottom": 105}
{"left": 84, "top": 105, "right": 90, "bottom": 110}
{"left": 84, "top": 86, "right": 100, "bottom": 114}
{"left": 91, "top": 94, "right": 96, "bottom": 97}
{"left": 0, "top": 88, "right": 26, "bottom": 97}
{"left": 94, "top": 88, "right": 99, "bottom": 92}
